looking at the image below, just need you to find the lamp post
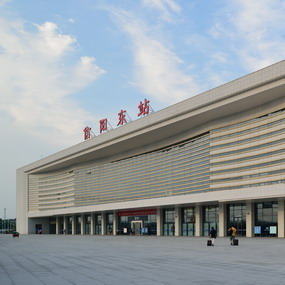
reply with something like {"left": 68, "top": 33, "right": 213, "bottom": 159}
{"left": 4, "top": 208, "right": 6, "bottom": 233}
{"left": 3, "top": 208, "right": 10, "bottom": 233}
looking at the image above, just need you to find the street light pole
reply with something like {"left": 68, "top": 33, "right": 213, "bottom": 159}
{"left": 4, "top": 208, "right": 6, "bottom": 233}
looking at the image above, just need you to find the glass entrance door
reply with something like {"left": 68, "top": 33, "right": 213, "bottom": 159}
{"left": 131, "top": 221, "right": 142, "bottom": 235}
{"left": 227, "top": 203, "right": 246, "bottom": 236}
{"left": 234, "top": 217, "right": 242, "bottom": 235}
{"left": 35, "top": 224, "right": 42, "bottom": 234}
{"left": 255, "top": 201, "right": 278, "bottom": 237}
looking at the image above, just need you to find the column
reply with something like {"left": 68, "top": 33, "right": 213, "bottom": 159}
{"left": 246, "top": 201, "right": 254, "bottom": 237}
{"left": 81, "top": 214, "right": 84, "bottom": 235}
{"left": 195, "top": 205, "right": 202, "bottom": 237}
{"left": 63, "top": 216, "right": 67, "bottom": 234}
{"left": 174, "top": 205, "right": 181, "bottom": 237}
{"left": 218, "top": 203, "right": 226, "bottom": 237}
{"left": 113, "top": 211, "right": 118, "bottom": 235}
{"left": 90, "top": 213, "right": 94, "bottom": 235}
{"left": 94, "top": 214, "right": 97, "bottom": 235}
{"left": 72, "top": 215, "right": 75, "bottom": 235}
{"left": 101, "top": 212, "right": 106, "bottom": 235}
{"left": 156, "top": 208, "right": 162, "bottom": 236}
{"left": 278, "top": 199, "right": 285, "bottom": 238}
{"left": 56, "top": 216, "right": 59, "bottom": 235}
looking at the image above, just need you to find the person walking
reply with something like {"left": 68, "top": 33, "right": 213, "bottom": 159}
{"left": 209, "top": 227, "right": 217, "bottom": 246}
{"left": 228, "top": 226, "right": 237, "bottom": 245}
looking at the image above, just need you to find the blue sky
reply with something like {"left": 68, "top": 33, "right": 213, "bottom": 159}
{"left": 1, "top": 0, "right": 285, "bottom": 218}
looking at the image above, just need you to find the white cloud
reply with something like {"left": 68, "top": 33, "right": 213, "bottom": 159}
{"left": 0, "top": 0, "right": 10, "bottom": 6}
{"left": 211, "top": 52, "right": 227, "bottom": 63}
{"left": 210, "top": 0, "right": 285, "bottom": 71}
{"left": 35, "top": 21, "right": 76, "bottom": 58}
{"left": 112, "top": 10, "right": 199, "bottom": 105}
{"left": 0, "top": 18, "right": 105, "bottom": 146}
{"left": 133, "top": 36, "right": 199, "bottom": 104}
{"left": 71, "top": 56, "right": 106, "bottom": 88}
{"left": 142, "top": 0, "right": 181, "bottom": 22}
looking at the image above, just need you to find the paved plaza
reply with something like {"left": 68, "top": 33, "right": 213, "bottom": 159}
{"left": 0, "top": 235, "right": 285, "bottom": 285}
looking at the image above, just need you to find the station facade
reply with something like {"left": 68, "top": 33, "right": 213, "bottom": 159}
{"left": 16, "top": 60, "right": 285, "bottom": 237}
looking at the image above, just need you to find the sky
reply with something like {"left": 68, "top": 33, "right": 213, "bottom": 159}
{"left": 1, "top": 0, "right": 285, "bottom": 218}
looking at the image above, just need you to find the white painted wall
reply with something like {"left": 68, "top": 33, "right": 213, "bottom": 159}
{"left": 16, "top": 170, "right": 28, "bottom": 234}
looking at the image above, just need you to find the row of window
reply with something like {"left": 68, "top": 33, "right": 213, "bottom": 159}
{"left": 75, "top": 149, "right": 210, "bottom": 178}
{"left": 211, "top": 137, "right": 285, "bottom": 158}
{"left": 74, "top": 160, "right": 210, "bottom": 187}
{"left": 75, "top": 136, "right": 210, "bottom": 176}
{"left": 211, "top": 108, "right": 285, "bottom": 133}
{"left": 211, "top": 168, "right": 285, "bottom": 183}
{"left": 211, "top": 157, "right": 285, "bottom": 175}
{"left": 49, "top": 202, "right": 278, "bottom": 237}
{"left": 211, "top": 148, "right": 285, "bottom": 167}
{"left": 211, "top": 127, "right": 285, "bottom": 150}
{"left": 211, "top": 111, "right": 285, "bottom": 187}
{"left": 213, "top": 179, "right": 285, "bottom": 191}
{"left": 211, "top": 112, "right": 285, "bottom": 142}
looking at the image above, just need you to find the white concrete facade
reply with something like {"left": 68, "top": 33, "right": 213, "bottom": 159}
{"left": 16, "top": 60, "right": 285, "bottom": 237}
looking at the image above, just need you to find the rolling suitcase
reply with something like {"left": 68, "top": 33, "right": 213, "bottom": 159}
{"left": 207, "top": 240, "right": 212, "bottom": 246}
{"left": 233, "top": 239, "right": 239, "bottom": 246}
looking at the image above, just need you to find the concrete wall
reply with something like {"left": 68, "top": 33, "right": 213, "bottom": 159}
{"left": 16, "top": 170, "right": 28, "bottom": 234}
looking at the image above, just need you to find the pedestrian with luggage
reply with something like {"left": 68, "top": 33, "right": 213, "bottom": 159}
{"left": 228, "top": 226, "right": 237, "bottom": 245}
{"left": 209, "top": 227, "right": 217, "bottom": 246}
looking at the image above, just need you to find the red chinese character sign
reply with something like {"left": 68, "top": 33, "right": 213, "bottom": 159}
{"left": 117, "top": 110, "right": 127, "bottom": 126}
{"left": 83, "top": 126, "right": 92, "bottom": 140}
{"left": 99, "top": 118, "right": 108, "bottom": 133}
{"left": 83, "top": 99, "right": 154, "bottom": 139}
{"left": 137, "top": 98, "right": 150, "bottom": 116}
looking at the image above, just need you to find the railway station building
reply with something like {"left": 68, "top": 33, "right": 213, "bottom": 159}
{"left": 16, "top": 60, "right": 285, "bottom": 238}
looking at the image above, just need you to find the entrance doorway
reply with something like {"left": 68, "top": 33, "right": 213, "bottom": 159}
{"left": 234, "top": 216, "right": 243, "bottom": 235}
{"left": 227, "top": 204, "right": 246, "bottom": 236}
{"left": 254, "top": 201, "right": 278, "bottom": 237}
{"left": 131, "top": 221, "right": 143, "bottom": 235}
{"left": 35, "top": 224, "right": 42, "bottom": 234}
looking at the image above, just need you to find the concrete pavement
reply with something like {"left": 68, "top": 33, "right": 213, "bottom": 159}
{"left": 0, "top": 235, "right": 285, "bottom": 285}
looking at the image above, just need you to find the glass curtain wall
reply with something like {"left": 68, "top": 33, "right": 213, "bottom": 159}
{"left": 118, "top": 215, "right": 157, "bottom": 235}
{"left": 75, "top": 215, "right": 81, "bottom": 235}
{"left": 227, "top": 204, "right": 246, "bottom": 236}
{"left": 255, "top": 201, "right": 278, "bottom": 237}
{"left": 94, "top": 214, "right": 102, "bottom": 235}
{"left": 67, "top": 216, "right": 72, "bottom": 234}
{"left": 181, "top": 207, "right": 195, "bottom": 236}
{"left": 144, "top": 215, "right": 157, "bottom": 235}
{"left": 118, "top": 216, "right": 130, "bottom": 234}
{"left": 58, "top": 217, "right": 64, "bottom": 234}
{"left": 84, "top": 215, "right": 91, "bottom": 235}
{"left": 106, "top": 213, "right": 113, "bottom": 235}
{"left": 49, "top": 217, "right": 56, "bottom": 234}
{"left": 203, "top": 205, "right": 219, "bottom": 236}
{"left": 163, "top": 208, "right": 175, "bottom": 236}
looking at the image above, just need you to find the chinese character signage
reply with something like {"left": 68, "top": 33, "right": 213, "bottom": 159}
{"left": 117, "top": 109, "right": 127, "bottom": 126}
{"left": 83, "top": 99, "right": 153, "bottom": 140}
{"left": 138, "top": 99, "right": 150, "bottom": 116}
{"left": 83, "top": 126, "right": 92, "bottom": 140}
{"left": 99, "top": 118, "right": 108, "bottom": 133}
